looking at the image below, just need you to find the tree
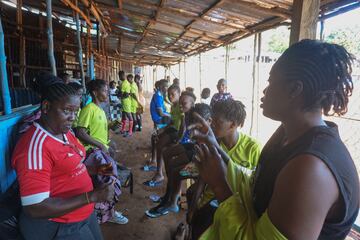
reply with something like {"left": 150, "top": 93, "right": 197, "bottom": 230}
{"left": 325, "top": 26, "right": 360, "bottom": 56}
{"left": 266, "top": 26, "right": 290, "bottom": 53}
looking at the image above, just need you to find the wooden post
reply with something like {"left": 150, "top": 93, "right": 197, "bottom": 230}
{"left": 178, "top": 60, "right": 181, "bottom": 79}
{"left": 320, "top": 17, "right": 325, "bottom": 41}
{"left": 289, "top": 0, "right": 320, "bottom": 45}
{"left": 225, "top": 45, "right": 230, "bottom": 80}
{"left": 0, "top": 17, "right": 12, "bottom": 115}
{"left": 199, "top": 53, "right": 202, "bottom": 97}
{"left": 46, "top": 0, "right": 57, "bottom": 76}
{"left": 17, "top": 0, "right": 26, "bottom": 87}
{"left": 184, "top": 59, "right": 187, "bottom": 88}
{"left": 90, "top": 54, "right": 95, "bottom": 80}
{"left": 250, "top": 34, "right": 258, "bottom": 136}
{"left": 75, "top": 0, "right": 85, "bottom": 89}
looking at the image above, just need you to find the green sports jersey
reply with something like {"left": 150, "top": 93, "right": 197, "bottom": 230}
{"left": 199, "top": 160, "right": 286, "bottom": 240}
{"left": 170, "top": 103, "right": 183, "bottom": 131}
{"left": 130, "top": 81, "right": 138, "bottom": 113}
{"left": 220, "top": 132, "right": 261, "bottom": 170}
{"left": 198, "top": 132, "right": 261, "bottom": 208}
{"left": 121, "top": 80, "right": 132, "bottom": 113}
{"left": 76, "top": 102, "right": 109, "bottom": 151}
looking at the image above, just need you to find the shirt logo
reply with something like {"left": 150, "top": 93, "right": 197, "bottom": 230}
{"left": 67, "top": 153, "right": 74, "bottom": 157}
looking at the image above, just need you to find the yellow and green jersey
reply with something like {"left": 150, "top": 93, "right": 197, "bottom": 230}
{"left": 76, "top": 102, "right": 109, "bottom": 151}
{"left": 121, "top": 79, "right": 132, "bottom": 113}
{"left": 130, "top": 81, "right": 139, "bottom": 113}
{"left": 199, "top": 160, "right": 286, "bottom": 240}
{"left": 170, "top": 103, "right": 183, "bottom": 131}
{"left": 198, "top": 132, "right": 261, "bottom": 207}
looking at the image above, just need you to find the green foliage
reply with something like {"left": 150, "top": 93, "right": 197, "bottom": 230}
{"left": 267, "top": 27, "right": 289, "bottom": 53}
{"left": 324, "top": 26, "right": 360, "bottom": 56}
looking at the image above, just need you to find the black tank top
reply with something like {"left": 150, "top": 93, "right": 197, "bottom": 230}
{"left": 252, "top": 121, "right": 359, "bottom": 239}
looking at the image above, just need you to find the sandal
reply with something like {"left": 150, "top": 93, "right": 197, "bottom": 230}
{"left": 141, "top": 165, "right": 157, "bottom": 172}
{"left": 143, "top": 180, "right": 163, "bottom": 187}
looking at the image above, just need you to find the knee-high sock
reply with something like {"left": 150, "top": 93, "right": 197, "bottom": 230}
{"left": 128, "top": 120, "right": 134, "bottom": 134}
{"left": 121, "top": 119, "right": 127, "bottom": 132}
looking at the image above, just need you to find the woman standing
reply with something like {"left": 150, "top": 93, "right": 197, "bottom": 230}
{"left": 12, "top": 75, "right": 113, "bottom": 240}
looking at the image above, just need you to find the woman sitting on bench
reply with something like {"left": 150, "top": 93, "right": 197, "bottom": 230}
{"left": 12, "top": 74, "right": 113, "bottom": 240}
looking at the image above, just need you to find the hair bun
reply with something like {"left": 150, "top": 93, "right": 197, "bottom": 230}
{"left": 33, "top": 71, "right": 63, "bottom": 95}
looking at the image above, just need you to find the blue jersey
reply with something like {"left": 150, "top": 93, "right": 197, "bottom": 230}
{"left": 150, "top": 90, "right": 167, "bottom": 124}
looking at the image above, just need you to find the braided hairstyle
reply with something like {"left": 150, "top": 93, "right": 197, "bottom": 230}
{"left": 33, "top": 72, "right": 77, "bottom": 104}
{"left": 67, "top": 82, "right": 83, "bottom": 92}
{"left": 213, "top": 99, "right": 246, "bottom": 127}
{"left": 87, "top": 79, "right": 107, "bottom": 98}
{"left": 188, "top": 103, "right": 212, "bottom": 125}
{"left": 274, "top": 39, "right": 354, "bottom": 116}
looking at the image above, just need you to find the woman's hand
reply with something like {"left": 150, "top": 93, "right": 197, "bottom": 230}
{"left": 188, "top": 112, "right": 218, "bottom": 147}
{"left": 89, "top": 181, "right": 115, "bottom": 202}
{"left": 96, "top": 163, "right": 114, "bottom": 176}
{"left": 194, "top": 143, "right": 232, "bottom": 202}
{"left": 99, "top": 144, "right": 110, "bottom": 155}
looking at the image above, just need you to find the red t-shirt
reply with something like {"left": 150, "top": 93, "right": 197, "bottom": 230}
{"left": 12, "top": 123, "right": 94, "bottom": 223}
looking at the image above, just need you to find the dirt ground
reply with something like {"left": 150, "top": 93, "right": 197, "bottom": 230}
{"left": 101, "top": 107, "right": 185, "bottom": 240}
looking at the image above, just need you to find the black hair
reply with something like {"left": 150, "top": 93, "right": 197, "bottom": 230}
{"left": 173, "top": 78, "right": 180, "bottom": 84}
{"left": 213, "top": 99, "right": 246, "bottom": 127}
{"left": 185, "top": 87, "right": 194, "bottom": 93}
{"left": 118, "top": 70, "right": 125, "bottom": 79}
{"left": 87, "top": 79, "right": 107, "bottom": 98}
{"left": 158, "top": 79, "right": 169, "bottom": 88}
{"left": 188, "top": 103, "right": 212, "bottom": 124}
{"left": 135, "top": 74, "right": 141, "bottom": 80}
{"left": 127, "top": 74, "right": 134, "bottom": 80}
{"left": 181, "top": 90, "right": 197, "bottom": 102}
{"left": 217, "top": 78, "right": 227, "bottom": 86}
{"left": 33, "top": 72, "right": 77, "bottom": 103}
{"left": 201, "top": 88, "right": 211, "bottom": 99}
{"left": 67, "top": 82, "right": 83, "bottom": 92}
{"left": 109, "top": 81, "right": 116, "bottom": 87}
{"left": 274, "top": 39, "right": 354, "bottom": 116}
{"left": 168, "top": 84, "right": 181, "bottom": 94}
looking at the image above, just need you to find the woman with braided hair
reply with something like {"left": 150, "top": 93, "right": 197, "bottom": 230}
{"left": 12, "top": 74, "right": 114, "bottom": 240}
{"left": 190, "top": 40, "right": 359, "bottom": 240}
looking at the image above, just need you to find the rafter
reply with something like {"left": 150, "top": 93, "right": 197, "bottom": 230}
{"left": 125, "top": 0, "right": 246, "bottom": 30}
{"left": 164, "top": 0, "right": 226, "bottom": 50}
{"left": 102, "top": 6, "right": 224, "bottom": 42}
{"left": 236, "top": 1, "right": 291, "bottom": 19}
{"left": 135, "top": 0, "right": 165, "bottom": 47}
{"left": 60, "top": 0, "right": 92, "bottom": 26}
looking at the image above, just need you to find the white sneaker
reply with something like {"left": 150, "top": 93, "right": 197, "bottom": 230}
{"left": 108, "top": 211, "right": 129, "bottom": 225}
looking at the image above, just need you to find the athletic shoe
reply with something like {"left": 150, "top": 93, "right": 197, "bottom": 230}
{"left": 108, "top": 211, "right": 129, "bottom": 225}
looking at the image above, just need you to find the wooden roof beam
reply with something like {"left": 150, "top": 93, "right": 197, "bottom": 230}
{"left": 237, "top": 1, "right": 292, "bottom": 19}
{"left": 104, "top": 7, "right": 225, "bottom": 41}
{"left": 165, "top": 0, "right": 226, "bottom": 49}
{"left": 134, "top": 0, "right": 165, "bottom": 52}
{"left": 60, "top": 0, "right": 92, "bottom": 26}
{"left": 126, "top": 0, "right": 245, "bottom": 30}
{"left": 79, "top": 0, "right": 109, "bottom": 34}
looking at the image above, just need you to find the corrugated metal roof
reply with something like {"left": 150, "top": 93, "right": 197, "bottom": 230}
{"left": 14, "top": 0, "right": 360, "bottom": 65}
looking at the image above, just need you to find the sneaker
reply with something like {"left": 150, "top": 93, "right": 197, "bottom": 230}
{"left": 108, "top": 211, "right": 129, "bottom": 225}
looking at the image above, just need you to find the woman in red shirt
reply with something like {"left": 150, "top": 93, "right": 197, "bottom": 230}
{"left": 12, "top": 73, "right": 113, "bottom": 240}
